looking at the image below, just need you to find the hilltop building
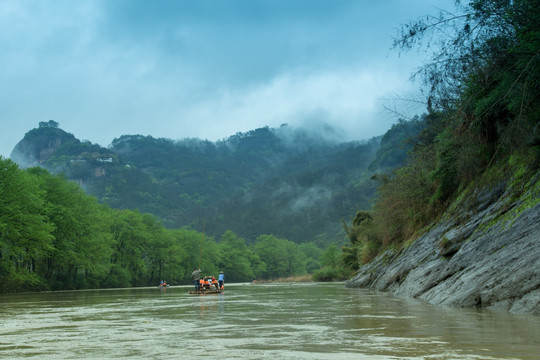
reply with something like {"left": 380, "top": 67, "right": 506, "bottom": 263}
{"left": 39, "top": 120, "right": 59, "bottom": 128}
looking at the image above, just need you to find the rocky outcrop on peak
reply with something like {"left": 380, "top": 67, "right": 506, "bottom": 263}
{"left": 10, "top": 126, "right": 77, "bottom": 168}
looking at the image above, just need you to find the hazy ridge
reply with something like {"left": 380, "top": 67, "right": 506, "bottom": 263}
{"left": 10, "top": 121, "right": 421, "bottom": 246}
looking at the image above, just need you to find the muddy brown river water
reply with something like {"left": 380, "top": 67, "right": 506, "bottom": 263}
{"left": 0, "top": 282, "right": 538, "bottom": 359}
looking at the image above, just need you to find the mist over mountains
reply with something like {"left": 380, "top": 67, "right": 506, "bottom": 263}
{"left": 10, "top": 120, "right": 422, "bottom": 246}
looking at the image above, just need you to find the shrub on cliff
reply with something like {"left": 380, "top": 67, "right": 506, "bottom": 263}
{"left": 345, "top": 0, "right": 539, "bottom": 263}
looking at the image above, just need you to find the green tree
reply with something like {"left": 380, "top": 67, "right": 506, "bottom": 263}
{"left": 28, "top": 168, "right": 114, "bottom": 290}
{"left": 247, "top": 251, "right": 266, "bottom": 280}
{"left": 320, "top": 245, "right": 341, "bottom": 270}
{"left": 171, "top": 228, "right": 219, "bottom": 282}
{"left": 313, "top": 243, "right": 350, "bottom": 282}
{"left": 170, "top": 228, "right": 202, "bottom": 282}
{"left": 252, "top": 235, "right": 289, "bottom": 278}
{"left": 147, "top": 228, "right": 188, "bottom": 285}
{"left": 0, "top": 158, "right": 54, "bottom": 291}
{"left": 103, "top": 210, "right": 150, "bottom": 287}
{"left": 345, "top": 0, "right": 539, "bottom": 268}
{"left": 285, "top": 241, "right": 307, "bottom": 276}
{"left": 217, "top": 230, "right": 253, "bottom": 282}
{"left": 395, "top": 0, "right": 539, "bottom": 155}
{"left": 298, "top": 243, "right": 323, "bottom": 273}
{"left": 252, "top": 235, "right": 307, "bottom": 279}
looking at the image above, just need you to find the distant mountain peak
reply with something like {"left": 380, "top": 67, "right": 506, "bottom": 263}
{"left": 10, "top": 122, "right": 77, "bottom": 168}
{"left": 39, "top": 120, "right": 59, "bottom": 129}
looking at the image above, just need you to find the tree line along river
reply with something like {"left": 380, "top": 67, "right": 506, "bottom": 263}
{"left": 0, "top": 282, "right": 538, "bottom": 359}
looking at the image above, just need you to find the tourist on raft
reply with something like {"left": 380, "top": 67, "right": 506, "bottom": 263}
{"left": 191, "top": 268, "right": 202, "bottom": 290}
{"left": 218, "top": 271, "right": 225, "bottom": 290}
{"left": 211, "top": 276, "right": 218, "bottom": 289}
{"left": 200, "top": 277, "right": 212, "bottom": 289}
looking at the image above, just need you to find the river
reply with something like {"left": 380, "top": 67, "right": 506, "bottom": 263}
{"left": 0, "top": 282, "right": 538, "bottom": 359}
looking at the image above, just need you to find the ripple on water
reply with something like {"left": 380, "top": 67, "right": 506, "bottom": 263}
{"left": 1, "top": 284, "right": 539, "bottom": 359}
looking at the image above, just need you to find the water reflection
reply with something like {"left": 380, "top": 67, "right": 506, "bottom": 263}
{"left": 0, "top": 283, "right": 538, "bottom": 359}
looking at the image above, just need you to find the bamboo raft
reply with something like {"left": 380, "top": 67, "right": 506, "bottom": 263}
{"left": 188, "top": 289, "right": 223, "bottom": 295}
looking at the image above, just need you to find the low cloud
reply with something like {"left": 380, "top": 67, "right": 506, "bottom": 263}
{"left": 181, "top": 67, "right": 415, "bottom": 142}
{"left": 0, "top": 0, "right": 452, "bottom": 158}
{"left": 289, "top": 185, "right": 334, "bottom": 213}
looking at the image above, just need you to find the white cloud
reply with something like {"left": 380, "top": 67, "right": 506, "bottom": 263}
{"left": 0, "top": 0, "right": 455, "bottom": 158}
{"left": 177, "top": 66, "right": 415, "bottom": 141}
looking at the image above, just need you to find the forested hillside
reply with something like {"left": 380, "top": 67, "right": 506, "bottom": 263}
{"left": 0, "top": 155, "right": 330, "bottom": 291}
{"left": 342, "top": 0, "right": 539, "bottom": 271}
{"left": 10, "top": 122, "right": 421, "bottom": 247}
{"left": 3, "top": 121, "right": 422, "bottom": 291}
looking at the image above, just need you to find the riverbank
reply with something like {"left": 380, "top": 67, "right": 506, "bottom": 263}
{"left": 256, "top": 275, "right": 314, "bottom": 283}
{"left": 346, "top": 171, "right": 540, "bottom": 315}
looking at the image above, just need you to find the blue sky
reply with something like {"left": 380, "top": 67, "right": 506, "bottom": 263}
{"left": 0, "top": 0, "right": 455, "bottom": 158}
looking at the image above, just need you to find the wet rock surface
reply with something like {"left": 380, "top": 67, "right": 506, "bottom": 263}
{"left": 346, "top": 182, "right": 540, "bottom": 315}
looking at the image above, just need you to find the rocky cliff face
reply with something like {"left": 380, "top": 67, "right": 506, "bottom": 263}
{"left": 10, "top": 127, "right": 77, "bottom": 168}
{"left": 346, "top": 172, "right": 540, "bottom": 315}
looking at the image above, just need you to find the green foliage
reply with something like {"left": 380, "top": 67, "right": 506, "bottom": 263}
{"left": 298, "top": 243, "right": 323, "bottom": 273}
{"left": 343, "top": 0, "right": 540, "bottom": 267}
{"left": 217, "top": 231, "right": 254, "bottom": 282}
{"left": 252, "top": 235, "right": 290, "bottom": 279}
{"left": 312, "top": 266, "right": 350, "bottom": 282}
{"left": 320, "top": 245, "right": 341, "bottom": 269}
{"left": 1, "top": 155, "right": 340, "bottom": 293}
{"left": 13, "top": 124, "right": 388, "bottom": 247}
{"left": 369, "top": 117, "right": 425, "bottom": 171}
{"left": 313, "top": 244, "right": 353, "bottom": 281}
{"left": 396, "top": 0, "right": 539, "bottom": 150}
{"left": 0, "top": 157, "right": 54, "bottom": 292}
{"left": 252, "top": 235, "right": 309, "bottom": 279}
{"left": 338, "top": 117, "right": 434, "bottom": 266}
{"left": 28, "top": 167, "right": 114, "bottom": 290}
